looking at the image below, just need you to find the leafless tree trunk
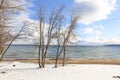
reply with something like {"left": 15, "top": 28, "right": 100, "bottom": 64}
{"left": 55, "top": 31, "right": 60, "bottom": 68}
{"left": 55, "top": 15, "right": 64, "bottom": 68}
{"left": 62, "top": 35, "right": 67, "bottom": 67}
{"left": 37, "top": 6, "right": 45, "bottom": 68}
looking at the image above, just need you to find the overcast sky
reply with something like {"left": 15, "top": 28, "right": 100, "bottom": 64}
{"left": 14, "top": 0, "right": 120, "bottom": 45}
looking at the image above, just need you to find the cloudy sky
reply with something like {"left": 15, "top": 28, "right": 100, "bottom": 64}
{"left": 15, "top": 0, "right": 120, "bottom": 45}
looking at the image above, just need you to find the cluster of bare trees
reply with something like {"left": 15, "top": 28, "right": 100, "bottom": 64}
{"left": 0, "top": 0, "right": 79, "bottom": 68}
{"left": 37, "top": 6, "right": 79, "bottom": 68}
{"left": 0, "top": 0, "right": 25, "bottom": 61}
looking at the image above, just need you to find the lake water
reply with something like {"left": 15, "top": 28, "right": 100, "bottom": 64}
{"left": 3, "top": 45, "right": 120, "bottom": 60}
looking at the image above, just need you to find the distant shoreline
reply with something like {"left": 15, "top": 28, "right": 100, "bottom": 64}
{"left": 2, "top": 59, "right": 120, "bottom": 65}
{"left": 6, "top": 44, "right": 120, "bottom": 46}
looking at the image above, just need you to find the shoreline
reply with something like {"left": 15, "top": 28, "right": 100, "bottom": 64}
{"left": 2, "top": 59, "right": 120, "bottom": 65}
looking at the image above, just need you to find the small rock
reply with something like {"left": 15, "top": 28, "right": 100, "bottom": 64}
{"left": 13, "top": 65, "right": 16, "bottom": 67}
{"left": 1, "top": 71, "right": 6, "bottom": 74}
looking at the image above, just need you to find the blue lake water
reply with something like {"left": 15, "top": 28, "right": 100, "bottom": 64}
{"left": 3, "top": 45, "right": 120, "bottom": 60}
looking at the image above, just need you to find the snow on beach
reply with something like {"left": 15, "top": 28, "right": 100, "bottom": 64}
{"left": 0, "top": 62, "right": 120, "bottom": 80}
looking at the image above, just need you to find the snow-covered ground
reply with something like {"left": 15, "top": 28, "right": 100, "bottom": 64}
{"left": 0, "top": 62, "right": 120, "bottom": 80}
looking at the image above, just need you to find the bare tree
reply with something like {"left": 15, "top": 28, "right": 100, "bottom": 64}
{"left": 55, "top": 15, "right": 79, "bottom": 67}
{"left": 37, "top": 5, "right": 65, "bottom": 68}
{"left": 0, "top": 0, "right": 24, "bottom": 61}
{"left": 0, "top": 22, "right": 26, "bottom": 61}
{"left": 42, "top": 6, "right": 65, "bottom": 68}
{"left": 62, "top": 16, "right": 79, "bottom": 66}
{"left": 53, "top": 15, "right": 79, "bottom": 67}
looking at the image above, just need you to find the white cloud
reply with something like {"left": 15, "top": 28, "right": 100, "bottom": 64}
{"left": 82, "top": 25, "right": 104, "bottom": 43}
{"left": 15, "top": 0, "right": 35, "bottom": 21}
{"left": 95, "top": 25, "right": 104, "bottom": 30}
{"left": 95, "top": 30, "right": 101, "bottom": 35}
{"left": 84, "top": 25, "right": 104, "bottom": 35}
{"left": 84, "top": 27, "right": 94, "bottom": 34}
{"left": 16, "top": 12, "right": 30, "bottom": 21}
{"left": 81, "top": 38, "right": 120, "bottom": 44}
{"left": 74, "top": 0, "right": 117, "bottom": 24}
{"left": 69, "top": 35, "right": 81, "bottom": 44}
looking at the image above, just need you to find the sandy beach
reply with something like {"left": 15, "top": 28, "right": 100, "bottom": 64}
{"left": 2, "top": 59, "right": 120, "bottom": 65}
